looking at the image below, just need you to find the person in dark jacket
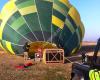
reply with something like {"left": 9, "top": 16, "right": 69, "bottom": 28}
{"left": 93, "top": 38, "right": 100, "bottom": 64}
{"left": 81, "top": 51, "right": 86, "bottom": 63}
{"left": 23, "top": 42, "right": 30, "bottom": 52}
{"left": 23, "top": 42, "right": 30, "bottom": 60}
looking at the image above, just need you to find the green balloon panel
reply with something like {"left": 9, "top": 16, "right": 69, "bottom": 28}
{"left": 0, "top": 0, "right": 85, "bottom": 56}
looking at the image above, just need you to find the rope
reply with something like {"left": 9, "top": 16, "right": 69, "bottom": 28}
{"left": 64, "top": 57, "right": 73, "bottom": 63}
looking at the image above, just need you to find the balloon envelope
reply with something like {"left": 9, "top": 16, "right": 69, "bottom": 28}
{"left": 0, "top": 0, "right": 84, "bottom": 56}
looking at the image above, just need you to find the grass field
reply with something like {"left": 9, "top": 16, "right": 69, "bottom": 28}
{"left": 0, "top": 52, "right": 72, "bottom": 80}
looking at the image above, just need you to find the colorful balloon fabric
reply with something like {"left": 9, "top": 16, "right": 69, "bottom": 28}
{"left": 89, "top": 69, "right": 100, "bottom": 80}
{"left": 0, "top": 0, "right": 85, "bottom": 56}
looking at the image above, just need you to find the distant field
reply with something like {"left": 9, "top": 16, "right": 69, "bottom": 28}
{"left": 82, "top": 41, "right": 96, "bottom": 46}
{"left": 87, "top": 51, "right": 100, "bottom": 56}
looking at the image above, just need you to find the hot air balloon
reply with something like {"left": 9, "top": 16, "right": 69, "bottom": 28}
{"left": 0, "top": 0, "right": 85, "bottom": 56}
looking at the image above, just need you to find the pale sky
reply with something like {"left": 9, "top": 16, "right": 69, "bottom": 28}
{"left": 70, "top": 0, "right": 100, "bottom": 41}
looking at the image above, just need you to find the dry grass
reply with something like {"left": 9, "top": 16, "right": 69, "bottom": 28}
{"left": 0, "top": 53, "right": 72, "bottom": 80}
{"left": 82, "top": 41, "right": 96, "bottom": 46}
{"left": 87, "top": 52, "right": 100, "bottom": 56}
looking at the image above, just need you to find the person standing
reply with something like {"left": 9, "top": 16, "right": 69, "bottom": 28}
{"left": 35, "top": 48, "right": 42, "bottom": 62}
{"left": 23, "top": 42, "right": 30, "bottom": 61}
{"left": 81, "top": 51, "right": 86, "bottom": 63}
{"left": 93, "top": 38, "right": 100, "bottom": 64}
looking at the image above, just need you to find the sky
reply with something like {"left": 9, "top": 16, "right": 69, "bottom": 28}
{"left": 0, "top": 0, "right": 100, "bottom": 41}
{"left": 69, "top": 0, "right": 100, "bottom": 42}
